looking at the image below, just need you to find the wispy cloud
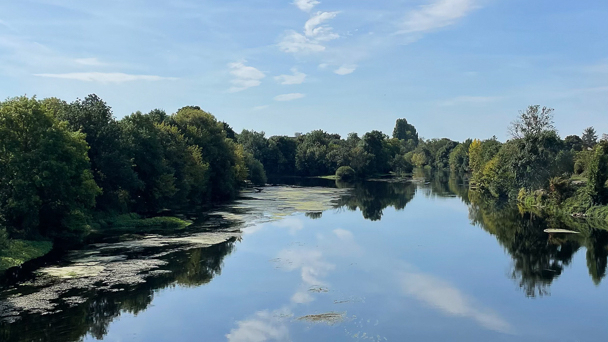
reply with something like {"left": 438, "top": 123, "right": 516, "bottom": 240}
{"left": 253, "top": 105, "right": 270, "bottom": 111}
{"left": 34, "top": 72, "right": 176, "bottom": 83}
{"left": 74, "top": 58, "right": 106, "bottom": 66}
{"left": 398, "top": 0, "right": 477, "bottom": 34}
{"left": 400, "top": 272, "right": 512, "bottom": 333}
{"left": 279, "top": 31, "right": 326, "bottom": 54}
{"left": 274, "top": 93, "right": 305, "bottom": 101}
{"left": 228, "top": 61, "right": 266, "bottom": 92}
{"left": 278, "top": 11, "right": 340, "bottom": 54}
{"left": 294, "top": 0, "right": 320, "bottom": 12}
{"left": 334, "top": 65, "right": 356, "bottom": 75}
{"left": 439, "top": 95, "right": 502, "bottom": 106}
{"left": 304, "top": 11, "right": 340, "bottom": 41}
{"left": 275, "top": 68, "right": 306, "bottom": 85}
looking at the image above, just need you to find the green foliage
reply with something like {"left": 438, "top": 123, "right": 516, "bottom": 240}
{"left": 171, "top": 106, "right": 247, "bottom": 200}
{"left": 508, "top": 105, "right": 555, "bottom": 139}
{"left": 392, "top": 118, "right": 419, "bottom": 147}
{"left": 564, "top": 135, "right": 584, "bottom": 152}
{"left": 0, "top": 239, "right": 53, "bottom": 272}
{"left": 336, "top": 166, "right": 356, "bottom": 181}
{"left": 586, "top": 144, "right": 608, "bottom": 204}
{"left": 101, "top": 213, "right": 191, "bottom": 232}
{"left": 0, "top": 96, "right": 101, "bottom": 238}
{"left": 582, "top": 126, "right": 598, "bottom": 149}
{"left": 449, "top": 140, "right": 472, "bottom": 173}
{"left": 244, "top": 153, "right": 268, "bottom": 186}
{"left": 57, "top": 94, "right": 140, "bottom": 212}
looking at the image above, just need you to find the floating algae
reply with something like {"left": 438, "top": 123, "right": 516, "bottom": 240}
{"left": 297, "top": 312, "right": 346, "bottom": 325}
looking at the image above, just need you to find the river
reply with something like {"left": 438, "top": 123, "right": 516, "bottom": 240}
{"left": 1, "top": 175, "right": 607, "bottom": 341}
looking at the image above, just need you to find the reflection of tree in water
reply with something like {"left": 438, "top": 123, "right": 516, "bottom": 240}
{"left": 305, "top": 212, "right": 323, "bottom": 219}
{"left": 335, "top": 181, "right": 416, "bottom": 221}
{"left": 0, "top": 238, "right": 236, "bottom": 342}
{"left": 465, "top": 191, "right": 608, "bottom": 297}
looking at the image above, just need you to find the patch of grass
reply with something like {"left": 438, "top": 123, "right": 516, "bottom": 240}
{"left": 99, "top": 213, "right": 192, "bottom": 233}
{"left": 0, "top": 239, "right": 53, "bottom": 272}
{"left": 314, "top": 175, "right": 338, "bottom": 180}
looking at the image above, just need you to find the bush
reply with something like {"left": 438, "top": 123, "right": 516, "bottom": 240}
{"left": 336, "top": 166, "right": 356, "bottom": 181}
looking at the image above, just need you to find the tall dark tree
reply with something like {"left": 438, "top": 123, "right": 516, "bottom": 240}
{"left": 57, "top": 94, "right": 140, "bottom": 212}
{"left": 582, "top": 126, "right": 598, "bottom": 149}
{"left": 392, "top": 118, "right": 419, "bottom": 147}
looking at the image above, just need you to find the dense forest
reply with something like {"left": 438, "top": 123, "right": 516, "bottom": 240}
{"left": 1, "top": 95, "right": 607, "bottom": 266}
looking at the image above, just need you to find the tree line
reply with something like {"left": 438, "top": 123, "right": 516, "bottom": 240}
{"left": 1, "top": 94, "right": 607, "bottom": 245}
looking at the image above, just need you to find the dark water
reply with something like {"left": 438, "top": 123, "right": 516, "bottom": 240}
{"left": 1, "top": 176, "right": 607, "bottom": 342}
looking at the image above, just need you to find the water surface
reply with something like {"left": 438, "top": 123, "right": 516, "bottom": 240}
{"left": 1, "top": 178, "right": 607, "bottom": 341}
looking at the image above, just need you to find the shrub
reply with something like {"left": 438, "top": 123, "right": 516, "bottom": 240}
{"left": 336, "top": 166, "right": 356, "bottom": 181}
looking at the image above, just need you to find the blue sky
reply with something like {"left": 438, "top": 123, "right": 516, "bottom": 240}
{"left": 0, "top": 0, "right": 606, "bottom": 141}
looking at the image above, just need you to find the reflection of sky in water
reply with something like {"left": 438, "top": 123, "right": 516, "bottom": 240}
{"left": 85, "top": 191, "right": 608, "bottom": 342}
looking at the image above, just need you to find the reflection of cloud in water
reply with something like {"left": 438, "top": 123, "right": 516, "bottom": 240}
{"left": 272, "top": 217, "right": 304, "bottom": 234}
{"left": 277, "top": 248, "right": 335, "bottom": 304}
{"left": 226, "top": 310, "right": 290, "bottom": 342}
{"left": 400, "top": 272, "right": 512, "bottom": 334}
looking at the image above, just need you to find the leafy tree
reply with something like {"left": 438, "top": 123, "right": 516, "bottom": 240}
{"left": 508, "top": 105, "right": 555, "bottom": 139}
{"left": 238, "top": 130, "right": 270, "bottom": 168}
{"left": 266, "top": 136, "right": 297, "bottom": 175}
{"left": 243, "top": 153, "right": 267, "bottom": 186}
{"left": 582, "top": 126, "right": 598, "bottom": 149}
{"left": 171, "top": 106, "right": 247, "bottom": 200}
{"left": 448, "top": 140, "right": 472, "bottom": 173}
{"left": 336, "top": 166, "right": 356, "bottom": 181}
{"left": 57, "top": 94, "right": 140, "bottom": 212}
{"left": 295, "top": 130, "right": 335, "bottom": 176}
{"left": 0, "top": 96, "right": 101, "bottom": 238}
{"left": 586, "top": 144, "right": 608, "bottom": 204}
{"left": 434, "top": 140, "right": 458, "bottom": 169}
{"left": 360, "top": 130, "right": 391, "bottom": 175}
{"left": 120, "top": 111, "right": 177, "bottom": 213}
{"left": 392, "top": 118, "right": 419, "bottom": 147}
{"left": 564, "top": 135, "right": 584, "bottom": 152}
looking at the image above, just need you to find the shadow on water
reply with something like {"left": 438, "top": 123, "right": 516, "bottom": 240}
{"left": 1, "top": 173, "right": 607, "bottom": 341}
{"left": 0, "top": 239, "right": 236, "bottom": 342}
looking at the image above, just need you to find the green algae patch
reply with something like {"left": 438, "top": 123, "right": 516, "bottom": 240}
{"left": 297, "top": 312, "right": 346, "bottom": 325}
{"left": 99, "top": 214, "right": 192, "bottom": 234}
{"left": 0, "top": 240, "right": 53, "bottom": 272}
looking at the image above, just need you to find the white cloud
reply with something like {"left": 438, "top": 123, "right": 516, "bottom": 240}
{"left": 304, "top": 11, "right": 340, "bottom": 41}
{"left": 226, "top": 310, "right": 290, "bottom": 342}
{"left": 334, "top": 65, "right": 356, "bottom": 75}
{"left": 399, "top": 0, "right": 476, "bottom": 34}
{"left": 253, "top": 105, "right": 270, "bottom": 111}
{"left": 278, "top": 31, "right": 326, "bottom": 54}
{"left": 400, "top": 272, "right": 512, "bottom": 333}
{"left": 278, "top": 11, "right": 339, "bottom": 54}
{"left": 294, "top": 0, "right": 320, "bottom": 12}
{"left": 228, "top": 61, "right": 266, "bottom": 92}
{"left": 318, "top": 63, "right": 329, "bottom": 69}
{"left": 274, "top": 93, "right": 305, "bottom": 101}
{"left": 275, "top": 68, "right": 306, "bottom": 85}
{"left": 34, "top": 72, "right": 176, "bottom": 83}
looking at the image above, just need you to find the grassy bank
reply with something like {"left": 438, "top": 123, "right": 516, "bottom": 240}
{"left": 0, "top": 239, "right": 53, "bottom": 272}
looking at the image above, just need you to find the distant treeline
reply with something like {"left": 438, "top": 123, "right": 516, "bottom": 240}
{"left": 1, "top": 95, "right": 607, "bottom": 244}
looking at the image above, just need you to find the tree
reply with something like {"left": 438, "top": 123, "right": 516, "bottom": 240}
{"left": 361, "top": 130, "right": 391, "bottom": 175}
{"left": 564, "top": 135, "right": 584, "bottom": 152}
{"left": 171, "top": 106, "right": 247, "bottom": 200}
{"left": 582, "top": 127, "right": 598, "bottom": 149}
{"left": 0, "top": 97, "right": 101, "bottom": 238}
{"left": 392, "top": 118, "right": 419, "bottom": 147}
{"left": 508, "top": 105, "right": 555, "bottom": 139}
{"left": 57, "top": 94, "right": 140, "bottom": 212}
